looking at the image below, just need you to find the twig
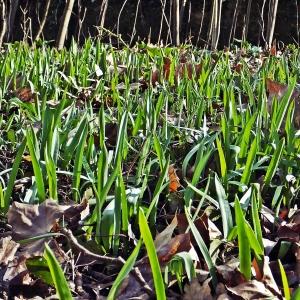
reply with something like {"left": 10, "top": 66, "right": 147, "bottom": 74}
{"left": 95, "top": 25, "right": 129, "bottom": 48}
{"left": 60, "top": 227, "right": 153, "bottom": 295}
{"left": 133, "top": 266, "right": 153, "bottom": 294}
{"left": 116, "top": 0, "right": 129, "bottom": 48}
{"left": 34, "top": 0, "right": 52, "bottom": 41}
{"left": 60, "top": 227, "right": 124, "bottom": 265}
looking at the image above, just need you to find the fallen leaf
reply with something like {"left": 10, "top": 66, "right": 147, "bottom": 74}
{"left": 154, "top": 216, "right": 178, "bottom": 251}
{"left": 7, "top": 200, "right": 66, "bottom": 256}
{"left": 14, "top": 87, "right": 35, "bottom": 103}
{"left": 0, "top": 237, "right": 20, "bottom": 265}
{"left": 183, "top": 279, "right": 213, "bottom": 300}
{"left": 3, "top": 256, "right": 28, "bottom": 283}
{"left": 176, "top": 213, "right": 210, "bottom": 246}
{"left": 261, "top": 256, "right": 281, "bottom": 295}
{"left": 157, "top": 233, "right": 191, "bottom": 264}
{"left": 216, "top": 264, "right": 246, "bottom": 287}
{"left": 227, "top": 280, "right": 280, "bottom": 299}
{"left": 168, "top": 165, "right": 181, "bottom": 192}
{"left": 266, "top": 78, "right": 300, "bottom": 128}
{"left": 277, "top": 223, "right": 300, "bottom": 242}
{"left": 270, "top": 44, "right": 277, "bottom": 56}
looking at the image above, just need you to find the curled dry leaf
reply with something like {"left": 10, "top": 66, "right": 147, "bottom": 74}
{"left": 168, "top": 165, "right": 181, "bottom": 193}
{"left": 154, "top": 216, "right": 191, "bottom": 264}
{"left": 2, "top": 255, "right": 28, "bottom": 284}
{"left": 176, "top": 213, "right": 210, "bottom": 246}
{"left": 157, "top": 233, "right": 191, "bottom": 264}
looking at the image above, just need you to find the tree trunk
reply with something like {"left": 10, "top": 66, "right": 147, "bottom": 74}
{"left": 0, "top": 0, "right": 6, "bottom": 47}
{"left": 8, "top": 0, "right": 19, "bottom": 41}
{"left": 56, "top": 0, "right": 76, "bottom": 50}
{"left": 266, "top": 0, "right": 279, "bottom": 48}
{"left": 172, "top": 0, "right": 180, "bottom": 45}
{"left": 34, "top": 0, "right": 52, "bottom": 41}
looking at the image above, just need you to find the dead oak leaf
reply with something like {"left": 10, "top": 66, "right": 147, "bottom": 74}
{"left": 7, "top": 200, "right": 66, "bottom": 257}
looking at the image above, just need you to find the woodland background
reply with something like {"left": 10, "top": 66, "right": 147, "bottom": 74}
{"left": 0, "top": 0, "right": 299, "bottom": 49}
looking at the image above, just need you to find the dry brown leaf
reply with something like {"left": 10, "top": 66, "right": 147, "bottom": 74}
{"left": 7, "top": 200, "right": 66, "bottom": 256}
{"left": 261, "top": 256, "right": 281, "bottom": 295}
{"left": 266, "top": 78, "right": 300, "bottom": 128}
{"left": 168, "top": 165, "right": 181, "bottom": 193}
{"left": 176, "top": 213, "right": 210, "bottom": 246}
{"left": 154, "top": 215, "right": 178, "bottom": 251}
{"left": 0, "top": 237, "right": 20, "bottom": 265}
{"left": 216, "top": 265, "right": 246, "bottom": 287}
{"left": 183, "top": 279, "right": 213, "bottom": 300}
{"left": 3, "top": 256, "right": 28, "bottom": 283}
{"left": 227, "top": 280, "right": 280, "bottom": 299}
{"left": 14, "top": 87, "right": 36, "bottom": 103}
{"left": 157, "top": 233, "right": 191, "bottom": 264}
{"left": 277, "top": 223, "right": 300, "bottom": 242}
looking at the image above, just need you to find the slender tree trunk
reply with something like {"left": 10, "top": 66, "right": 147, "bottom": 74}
{"left": 56, "top": 0, "right": 76, "bottom": 50}
{"left": 0, "top": 0, "right": 6, "bottom": 47}
{"left": 243, "top": 0, "right": 252, "bottom": 41}
{"left": 34, "top": 0, "right": 52, "bottom": 41}
{"left": 295, "top": 0, "right": 299, "bottom": 44}
{"left": 208, "top": 0, "right": 222, "bottom": 49}
{"left": 196, "top": 0, "right": 205, "bottom": 45}
{"left": 8, "top": 0, "right": 19, "bottom": 41}
{"left": 228, "top": 0, "right": 239, "bottom": 46}
{"left": 98, "top": 0, "right": 109, "bottom": 37}
{"left": 172, "top": 0, "right": 180, "bottom": 45}
{"left": 266, "top": 0, "right": 279, "bottom": 48}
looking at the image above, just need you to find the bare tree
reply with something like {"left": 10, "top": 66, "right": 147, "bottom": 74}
{"left": 0, "top": 0, "right": 6, "bottom": 47}
{"left": 34, "top": 0, "right": 52, "bottom": 41}
{"left": 56, "top": 0, "right": 76, "bottom": 50}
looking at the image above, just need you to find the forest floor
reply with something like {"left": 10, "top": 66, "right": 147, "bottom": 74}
{"left": 0, "top": 41, "right": 299, "bottom": 299}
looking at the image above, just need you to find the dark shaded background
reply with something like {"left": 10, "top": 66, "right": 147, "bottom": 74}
{"left": 11, "top": 0, "right": 300, "bottom": 47}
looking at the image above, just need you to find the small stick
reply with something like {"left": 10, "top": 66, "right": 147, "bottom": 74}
{"left": 60, "top": 227, "right": 124, "bottom": 265}
{"left": 60, "top": 227, "right": 153, "bottom": 295}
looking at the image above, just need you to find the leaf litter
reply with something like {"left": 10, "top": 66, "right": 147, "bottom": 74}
{"left": 0, "top": 42, "right": 300, "bottom": 299}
